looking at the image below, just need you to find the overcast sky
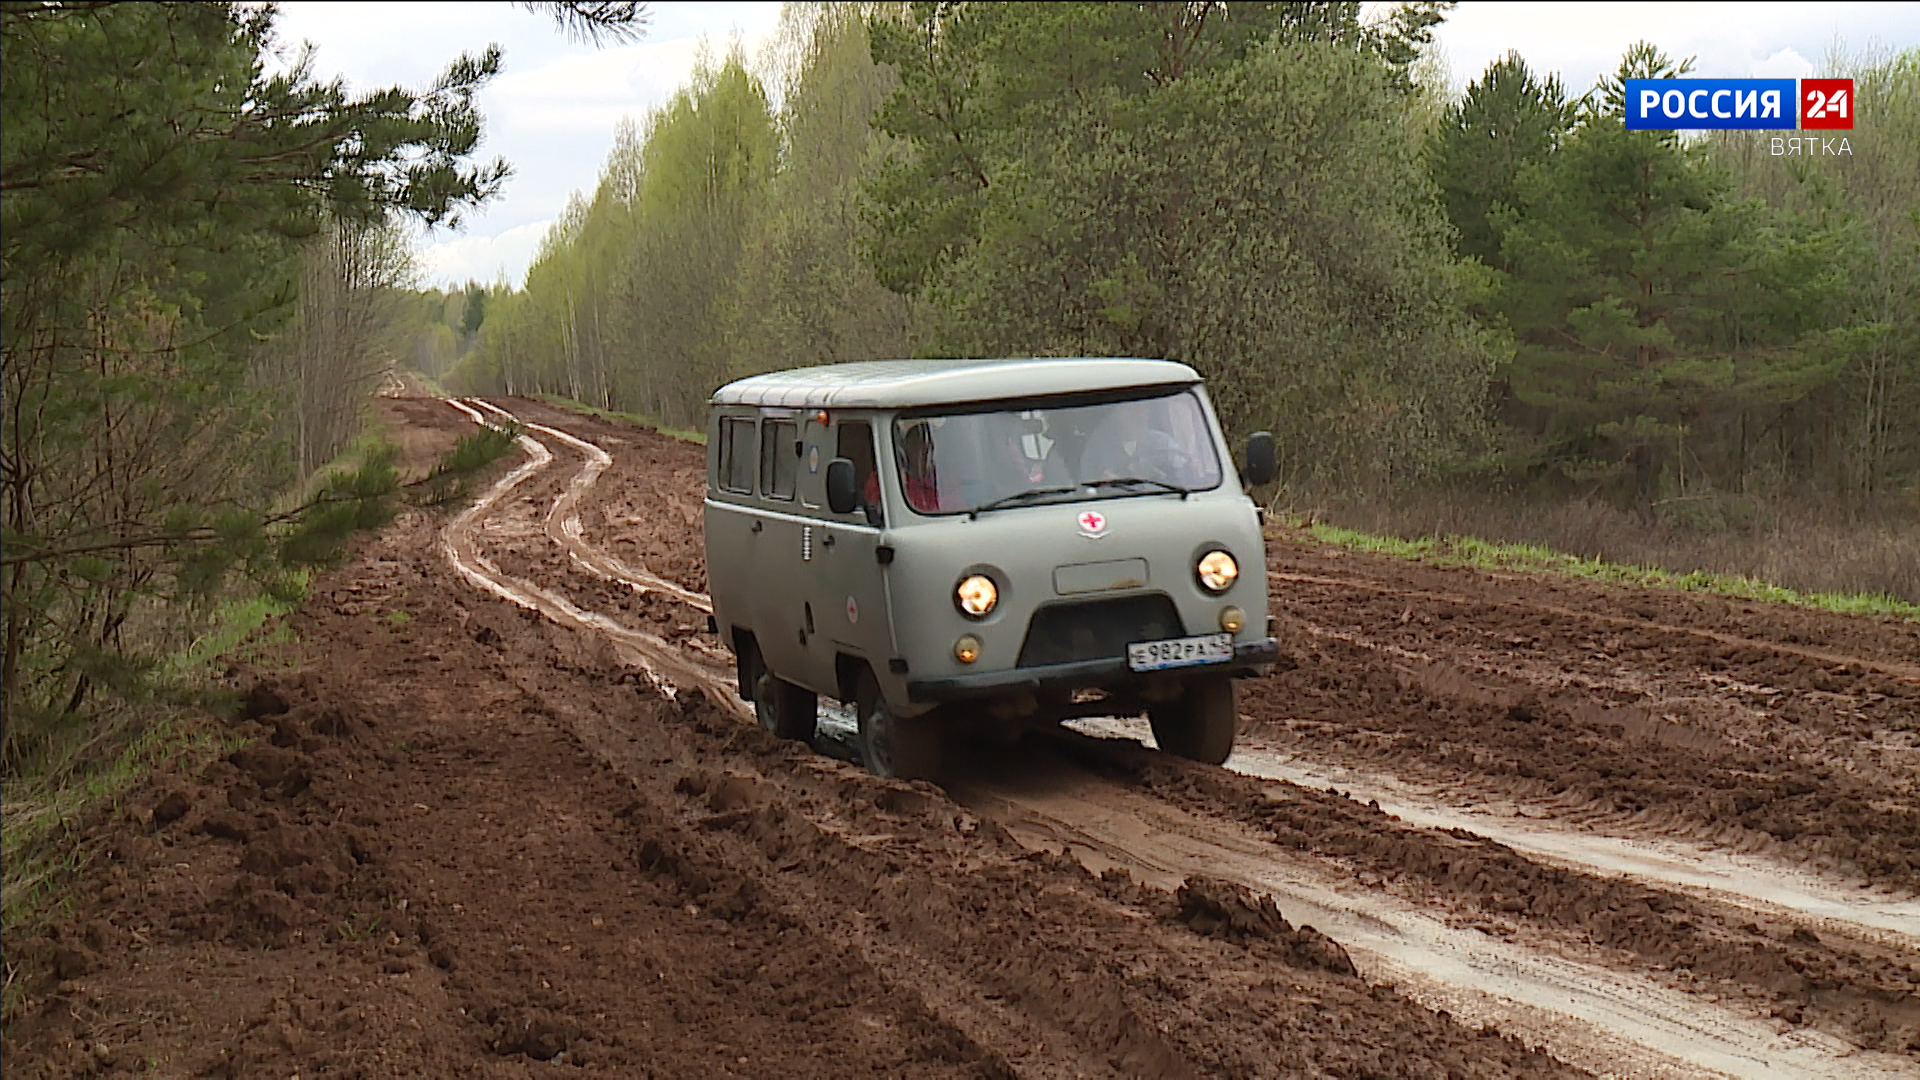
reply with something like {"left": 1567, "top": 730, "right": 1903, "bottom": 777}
{"left": 270, "top": 1, "right": 1920, "bottom": 291}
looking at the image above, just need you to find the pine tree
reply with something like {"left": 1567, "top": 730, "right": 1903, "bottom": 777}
{"left": 1, "top": 3, "right": 513, "bottom": 764}
{"left": 1494, "top": 43, "right": 1860, "bottom": 503}
{"left": 1429, "top": 52, "right": 1575, "bottom": 267}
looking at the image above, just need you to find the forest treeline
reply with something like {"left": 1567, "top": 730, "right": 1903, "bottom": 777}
{"left": 0, "top": 3, "right": 655, "bottom": 776}
{"left": 443, "top": 2, "right": 1918, "bottom": 525}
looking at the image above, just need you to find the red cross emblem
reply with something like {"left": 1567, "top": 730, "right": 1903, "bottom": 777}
{"left": 1077, "top": 510, "right": 1107, "bottom": 536}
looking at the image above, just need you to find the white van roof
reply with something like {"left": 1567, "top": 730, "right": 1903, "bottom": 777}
{"left": 710, "top": 358, "right": 1200, "bottom": 410}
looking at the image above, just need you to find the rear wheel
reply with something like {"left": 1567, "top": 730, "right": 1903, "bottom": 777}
{"left": 1148, "top": 675, "right": 1237, "bottom": 765}
{"left": 856, "top": 670, "right": 942, "bottom": 781}
{"left": 746, "top": 644, "right": 816, "bottom": 742}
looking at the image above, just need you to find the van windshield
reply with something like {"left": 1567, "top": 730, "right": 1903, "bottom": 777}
{"left": 893, "top": 389, "right": 1223, "bottom": 516}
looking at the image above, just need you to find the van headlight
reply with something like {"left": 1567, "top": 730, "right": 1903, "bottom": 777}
{"left": 1196, "top": 550, "right": 1238, "bottom": 593}
{"left": 955, "top": 574, "right": 998, "bottom": 618}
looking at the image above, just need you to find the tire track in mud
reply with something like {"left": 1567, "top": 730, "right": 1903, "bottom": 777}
{"left": 1216, "top": 733, "right": 1920, "bottom": 943}
{"left": 439, "top": 399, "right": 740, "bottom": 716}
{"left": 463, "top": 399, "right": 713, "bottom": 615}
{"left": 444, "top": 399, "right": 1919, "bottom": 1077}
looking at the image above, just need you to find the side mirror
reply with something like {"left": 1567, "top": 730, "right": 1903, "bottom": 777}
{"left": 1243, "top": 431, "right": 1277, "bottom": 488}
{"left": 825, "top": 457, "right": 860, "bottom": 515}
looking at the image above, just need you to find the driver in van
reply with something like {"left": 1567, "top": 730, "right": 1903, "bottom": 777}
{"left": 1079, "top": 396, "right": 1193, "bottom": 485}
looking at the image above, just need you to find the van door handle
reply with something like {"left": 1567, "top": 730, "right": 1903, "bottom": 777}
{"left": 750, "top": 520, "right": 763, "bottom": 534}
{"left": 823, "top": 533, "right": 836, "bottom": 550}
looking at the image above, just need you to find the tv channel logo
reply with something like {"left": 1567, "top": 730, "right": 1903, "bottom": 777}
{"left": 1625, "top": 79, "right": 1854, "bottom": 130}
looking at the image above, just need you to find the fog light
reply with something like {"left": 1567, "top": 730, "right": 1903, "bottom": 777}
{"left": 1219, "top": 606, "right": 1246, "bottom": 633}
{"left": 954, "top": 634, "right": 982, "bottom": 664}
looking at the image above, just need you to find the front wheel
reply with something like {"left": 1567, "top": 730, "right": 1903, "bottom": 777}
{"left": 856, "top": 670, "right": 942, "bottom": 781}
{"left": 1148, "top": 675, "right": 1237, "bottom": 765}
{"left": 747, "top": 645, "right": 817, "bottom": 742}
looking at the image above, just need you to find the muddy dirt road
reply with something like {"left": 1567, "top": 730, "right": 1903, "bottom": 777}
{"left": 7, "top": 394, "right": 1915, "bottom": 1079}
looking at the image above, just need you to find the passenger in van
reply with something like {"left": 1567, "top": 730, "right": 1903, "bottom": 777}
{"left": 1080, "top": 396, "right": 1197, "bottom": 486}
{"left": 985, "top": 415, "right": 1059, "bottom": 490}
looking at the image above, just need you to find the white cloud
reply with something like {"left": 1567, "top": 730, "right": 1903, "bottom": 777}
{"left": 416, "top": 220, "right": 554, "bottom": 290}
{"left": 1750, "top": 47, "right": 1818, "bottom": 79}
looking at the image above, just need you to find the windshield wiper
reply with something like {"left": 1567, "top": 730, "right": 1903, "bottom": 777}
{"left": 1085, "top": 476, "right": 1191, "bottom": 498}
{"left": 967, "top": 485, "right": 1083, "bottom": 519}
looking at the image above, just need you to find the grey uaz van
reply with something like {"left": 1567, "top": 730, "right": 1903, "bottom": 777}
{"left": 702, "top": 358, "right": 1279, "bottom": 780}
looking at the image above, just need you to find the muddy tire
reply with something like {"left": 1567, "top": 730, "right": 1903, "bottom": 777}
{"left": 748, "top": 648, "right": 816, "bottom": 742}
{"left": 856, "top": 671, "right": 941, "bottom": 781}
{"left": 1149, "top": 675, "right": 1236, "bottom": 765}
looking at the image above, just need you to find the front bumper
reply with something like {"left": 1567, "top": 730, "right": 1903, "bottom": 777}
{"left": 905, "top": 637, "right": 1279, "bottom": 704}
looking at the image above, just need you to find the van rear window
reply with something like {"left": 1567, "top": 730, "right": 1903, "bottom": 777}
{"left": 719, "top": 417, "right": 756, "bottom": 494}
{"left": 760, "top": 419, "right": 797, "bottom": 500}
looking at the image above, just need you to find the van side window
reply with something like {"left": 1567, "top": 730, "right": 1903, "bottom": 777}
{"left": 837, "top": 420, "right": 878, "bottom": 509}
{"left": 719, "top": 417, "right": 756, "bottom": 494}
{"left": 760, "top": 418, "right": 797, "bottom": 500}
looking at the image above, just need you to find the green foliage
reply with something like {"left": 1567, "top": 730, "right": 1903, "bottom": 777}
{"left": 1700, "top": 48, "right": 1920, "bottom": 503}
{"left": 1489, "top": 43, "right": 1867, "bottom": 503}
{"left": 453, "top": 13, "right": 908, "bottom": 426}
{"left": 277, "top": 445, "right": 403, "bottom": 568}
{"left": 862, "top": 1, "right": 1498, "bottom": 488}
{"left": 1429, "top": 52, "right": 1575, "bottom": 267}
{"left": 461, "top": 285, "right": 489, "bottom": 336}
{"left": 416, "top": 423, "right": 524, "bottom": 503}
{"left": 723, "top": 3, "right": 916, "bottom": 375}
{"left": 1, "top": 5, "right": 506, "bottom": 267}
{"left": 450, "top": 8, "right": 1911, "bottom": 568}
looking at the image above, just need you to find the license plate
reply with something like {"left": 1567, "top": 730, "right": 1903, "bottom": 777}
{"left": 1126, "top": 632, "right": 1233, "bottom": 672}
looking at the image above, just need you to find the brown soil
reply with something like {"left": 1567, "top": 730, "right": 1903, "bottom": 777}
{"left": 3, "top": 398, "right": 1579, "bottom": 1079}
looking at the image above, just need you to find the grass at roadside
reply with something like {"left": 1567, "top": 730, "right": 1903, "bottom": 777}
{"left": 1298, "top": 519, "right": 1920, "bottom": 622}
{"left": 534, "top": 393, "right": 706, "bottom": 444}
{"left": 0, "top": 584, "right": 288, "bottom": 1020}
{"left": 1, "top": 713, "right": 249, "bottom": 1019}
{"left": 5, "top": 474, "right": 327, "bottom": 1020}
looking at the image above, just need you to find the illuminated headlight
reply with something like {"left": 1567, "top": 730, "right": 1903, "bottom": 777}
{"left": 1196, "top": 550, "right": 1239, "bottom": 593}
{"left": 955, "top": 574, "right": 998, "bottom": 618}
